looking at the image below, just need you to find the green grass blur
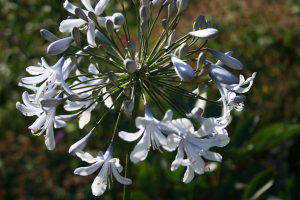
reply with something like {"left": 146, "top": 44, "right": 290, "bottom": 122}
{"left": 0, "top": 0, "right": 300, "bottom": 199}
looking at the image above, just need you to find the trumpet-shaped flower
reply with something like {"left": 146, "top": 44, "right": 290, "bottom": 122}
{"left": 119, "top": 105, "right": 173, "bottom": 163}
{"left": 74, "top": 143, "right": 132, "bottom": 196}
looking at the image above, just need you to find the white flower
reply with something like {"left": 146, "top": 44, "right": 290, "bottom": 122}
{"left": 60, "top": 0, "right": 124, "bottom": 47}
{"left": 163, "top": 118, "right": 224, "bottom": 183}
{"left": 209, "top": 64, "right": 256, "bottom": 111}
{"left": 64, "top": 64, "right": 114, "bottom": 128}
{"left": 118, "top": 105, "right": 173, "bottom": 163}
{"left": 74, "top": 143, "right": 132, "bottom": 196}
{"left": 171, "top": 53, "right": 195, "bottom": 82}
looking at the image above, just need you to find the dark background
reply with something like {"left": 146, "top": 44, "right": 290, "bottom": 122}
{"left": 0, "top": 0, "right": 300, "bottom": 199}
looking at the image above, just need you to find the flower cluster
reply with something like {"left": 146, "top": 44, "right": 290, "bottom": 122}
{"left": 17, "top": 0, "right": 256, "bottom": 197}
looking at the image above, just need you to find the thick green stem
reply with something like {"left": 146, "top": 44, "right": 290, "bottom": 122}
{"left": 123, "top": 94, "right": 140, "bottom": 200}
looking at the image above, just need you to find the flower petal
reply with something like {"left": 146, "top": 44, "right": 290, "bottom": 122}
{"left": 92, "top": 162, "right": 108, "bottom": 196}
{"left": 161, "top": 109, "right": 173, "bottom": 123}
{"left": 63, "top": 0, "right": 88, "bottom": 15}
{"left": 75, "top": 150, "right": 100, "bottom": 163}
{"left": 59, "top": 18, "right": 86, "bottom": 33}
{"left": 45, "top": 118, "right": 55, "bottom": 150}
{"left": 95, "top": 0, "right": 109, "bottom": 14}
{"left": 87, "top": 21, "right": 97, "bottom": 47}
{"left": 167, "top": 134, "right": 182, "bottom": 149}
{"left": 118, "top": 128, "right": 145, "bottom": 142}
{"left": 130, "top": 131, "right": 150, "bottom": 163}
{"left": 111, "top": 162, "right": 132, "bottom": 185}
{"left": 183, "top": 166, "right": 195, "bottom": 184}
{"left": 171, "top": 144, "right": 184, "bottom": 171}
{"left": 81, "top": 0, "right": 94, "bottom": 11}
{"left": 203, "top": 151, "right": 222, "bottom": 162}
{"left": 74, "top": 160, "right": 104, "bottom": 176}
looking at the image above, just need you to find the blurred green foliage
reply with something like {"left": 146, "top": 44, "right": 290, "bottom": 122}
{"left": 1, "top": 0, "right": 300, "bottom": 199}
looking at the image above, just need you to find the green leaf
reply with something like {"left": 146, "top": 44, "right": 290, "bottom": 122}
{"left": 246, "top": 123, "right": 300, "bottom": 152}
{"left": 243, "top": 169, "right": 275, "bottom": 200}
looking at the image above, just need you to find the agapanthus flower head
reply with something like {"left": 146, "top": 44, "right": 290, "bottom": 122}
{"left": 17, "top": 0, "right": 256, "bottom": 197}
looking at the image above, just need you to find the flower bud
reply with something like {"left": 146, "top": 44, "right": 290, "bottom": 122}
{"left": 141, "top": 21, "right": 149, "bottom": 40}
{"left": 107, "top": 71, "right": 118, "bottom": 86}
{"left": 90, "top": 56, "right": 97, "bottom": 67}
{"left": 92, "top": 90, "right": 99, "bottom": 99}
{"left": 71, "top": 27, "right": 81, "bottom": 46}
{"left": 88, "top": 11, "right": 98, "bottom": 23}
{"left": 75, "top": 8, "right": 89, "bottom": 22}
{"left": 142, "top": 0, "right": 150, "bottom": 6}
{"left": 123, "top": 87, "right": 131, "bottom": 97}
{"left": 68, "top": 94, "right": 86, "bottom": 101}
{"left": 140, "top": 6, "right": 150, "bottom": 21}
{"left": 47, "top": 36, "right": 74, "bottom": 55}
{"left": 106, "top": 19, "right": 114, "bottom": 37}
{"left": 124, "top": 58, "right": 137, "bottom": 73}
{"left": 55, "top": 113, "right": 79, "bottom": 122}
{"left": 216, "top": 51, "right": 233, "bottom": 66}
{"left": 68, "top": 132, "right": 93, "bottom": 156}
{"left": 206, "top": 19, "right": 211, "bottom": 28}
{"left": 67, "top": 16, "right": 74, "bottom": 19}
{"left": 168, "top": 30, "right": 177, "bottom": 46}
{"left": 40, "top": 29, "right": 59, "bottom": 42}
{"left": 198, "top": 62, "right": 211, "bottom": 77}
{"left": 207, "top": 48, "right": 243, "bottom": 70}
{"left": 171, "top": 53, "right": 194, "bottom": 82}
{"left": 187, "top": 107, "right": 203, "bottom": 119}
{"left": 123, "top": 100, "right": 134, "bottom": 117}
{"left": 153, "top": 0, "right": 163, "bottom": 8}
{"left": 127, "top": 40, "right": 136, "bottom": 59}
{"left": 95, "top": 30, "right": 110, "bottom": 45}
{"left": 209, "top": 64, "right": 238, "bottom": 85}
{"left": 112, "top": 13, "right": 125, "bottom": 27}
{"left": 39, "top": 97, "right": 67, "bottom": 107}
{"left": 189, "top": 28, "right": 219, "bottom": 40}
{"left": 162, "top": 19, "right": 169, "bottom": 30}
{"left": 168, "top": 1, "right": 176, "bottom": 19}
{"left": 98, "top": 44, "right": 107, "bottom": 56}
{"left": 197, "top": 83, "right": 206, "bottom": 96}
{"left": 193, "top": 15, "right": 205, "bottom": 30}
{"left": 197, "top": 52, "right": 206, "bottom": 71}
{"left": 178, "top": 43, "right": 189, "bottom": 59}
{"left": 163, "top": 0, "right": 174, "bottom": 6}
{"left": 177, "top": 0, "right": 190, "bottom": 14}
{"left": 149, "top": 1, "right": 154, "bottom": 12}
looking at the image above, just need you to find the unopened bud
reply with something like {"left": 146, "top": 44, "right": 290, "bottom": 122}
{"left": 186, "top": 58, "right": 192, "bottom": 64}
{"left": 112, "top": 13, "right": 125, "bottom": 27}
{"left": 90, "top": 56, "right": 97, "bottom": 67}
{"left": 162, "top": 19, "right": 169, "bottom": 30}
{"left": 88, "top": 11, "right": 98, "bottom": 23}
{"left": 197, "top": 83, "right": 206, "bottom": 96}
{"left": 124, "top": 59, "right": 137, "bottom": 73}
{"left": 71, "top": 55, "right": 77, "bottom": 65}
{"left": 68, "top": 94, "right": 86, "bottom": 101}
{"left": 149, "top": 1, "right": 154, "bottom": 12}
{"left": 140, "top": 6, "right": 150, "bottom": 21}
{"left": 189, "top": 28, "right": 219, "bottom": 40}
{"left": 67, "top": 16, "right": 74, "bottom": 19}
{"left": 142, "top": 0, "right": 150, "bottom": 6}
{"left": 71, "top": 27, "right": 81, "bottom": 47}
{"left": 216, "top": 51, "right": 233, "bottom": 66}
{"left": 47, "top": 36, "right": 74, "bottom": 55}
{"left": 106, "top": 19, "right": 114, "bottom": 37}
{"left": 107, "top": 71, "right": 118, "bottom": 86}
{"left": 168, "top": 1, "right": 176, "bottom": 19}
{"left": 187, "top": 107, "right": 203, "bottom": 119}
{"left": 207, "top": 48, "right": 243, "bottom": 70}
{"left": 92, "top": 90, "right": 99, "bottom": 99}
{"left": 168, "top": 30, "right": 177, "bottom": 47}
{"left": 75, "top": 8, "right": 89, "bottom": 22}
{"left": 193, "top": 15, "right": 205, "bottom": 30}
{"left": 206, "top": 19, "right": 211, "bottom": 28}
{"left": 123, "top": 100, "right": 134, "bottom": 117}
{"left": 177, "top": 0, "right": 190, "bottom": 14}
{"left": 198, "top": 63, "right": 211, "bottom": 77}
{"left": 178, "top": 43, "right": 189, "bottom": 59}
{"left": 141, "top": 21, "right": 149, "bottom": 40}
{"left": 123, "top": 87, "right": 131, "bottom": 97}
{"left": 127, "top": 40, "right": 136, "bottom": 59}
{"left": 98, "top": 44, "right": 107, "bottom": 56}
{"left": 95, "top": 30, "right": 110, "bottom": 45}
{"left": 40, "top": 29, "right": 59, "bottom": 42}
{"left": 163, "top": 0, "right": 174, "bottom": 6}
{"left": 197, "top": 52, "right": 206, "bottom": 71}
